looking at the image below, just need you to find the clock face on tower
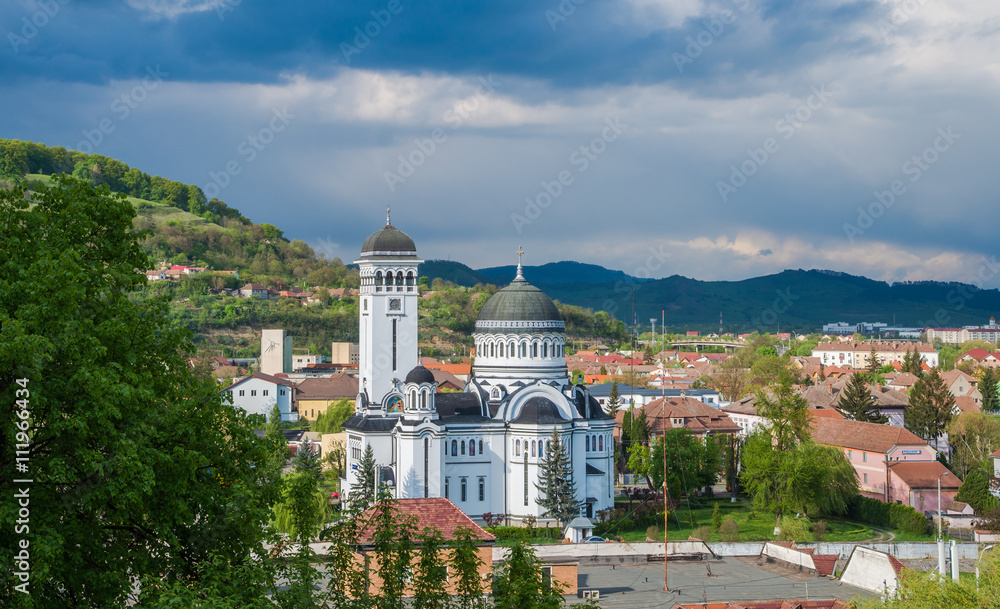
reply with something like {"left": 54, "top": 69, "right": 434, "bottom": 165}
{"left": 388, "top": 298, "right": 401, "bottom": 311}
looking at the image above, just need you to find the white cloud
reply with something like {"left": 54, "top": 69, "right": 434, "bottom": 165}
{"left": 127, "top": 0, "right": 225, "bottom": 19}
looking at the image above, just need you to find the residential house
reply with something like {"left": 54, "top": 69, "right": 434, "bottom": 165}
{"left": 940, "top": 369, "right": 982, "bottom": 404}
{"left": 144, "top": 268, "right": 167, "bottom": 281}
{"left": 887, "top": 460, "right": 961, "bottom": 515}
{"left": 224, "top": 372, "right": 298, "bottom": 421}
{"left": 352, "top": 498, "right": 504, "bottom": 597}
{"left": 960, "top": 348, "right": 1000, "bottom": 369}
{"left": 810, "top": 417, "right": 941, "bottom": 506}
{"left": 431, "top": 369, "right": 466, "bottom": 392}
{"left": 614, "top": 395, "right": 740, "bottom": 443}
{"left": 295, "top": 374, "right": 360, "bottom": 421}
{"left": 811, "top": 341, "right": 939, "bottom": 369}
{"left": 587, "top": 384, "right": 722, "bottom": 411}
{"left": 239, "top": 283, "right": 276, "bottom": 300}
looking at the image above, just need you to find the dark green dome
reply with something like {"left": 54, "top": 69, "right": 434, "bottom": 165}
{"left": 360, "top": 224, "right": 417, "bottom": 256}
{"left": 476, "top": 269, "right": 564, "bottom": 330}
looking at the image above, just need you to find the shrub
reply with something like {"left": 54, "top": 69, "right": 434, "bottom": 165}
{"left": 490, "top": 526, "right": 560, "bottom": 541}
{"left": 778, "top": 516, "right": 812, "bottom": 542}
{"left": 846, "top": 496, "right": 929, "bottom": 535}
{"left": 692, "top": 525, "right": 712, "bottom": 541}
{"left": 719, "top": 518, "right": 740, "bottom": 542}
{"left": 646, "top": 524, "right": 660, "bottom": 541}
{"left": 712, "top": 504, "right": 722, "bottom": 531}
{"left": 812, "top": 520, "right": 828, "bottom": 541}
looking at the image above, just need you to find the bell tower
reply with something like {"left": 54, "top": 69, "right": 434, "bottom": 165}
{"left": 356, "top": 208, "right": 423, "bottom": 411}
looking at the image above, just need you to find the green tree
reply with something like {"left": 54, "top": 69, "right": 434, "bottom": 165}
{"left": 979, "top": 367, "right": 999, "bottom": 413}
{"left": 450, "top": 528, "right": 488, "bottom": 609}
{"left": 866, "top": 346, "right": 881, "bottom": 378}
{"left": 0, "top": 176, "right": 283, "bottom": 607}
{"left": 604, "top": 380, "right": 621, "bottom": 417}
{"left": 647, "top": 429, "right": 723, "bottom": 499}
{"left": 314, "top": 398, "right": 355, "bottom": 433}
{"left": 904, "top": 368, "right": 955, "bottom": 450}
{"left": 534, "top": 431, "right": 580, "bottom": 528}
{"left": 369, "top": 499, "right": 416, "bottom": 609}
{"left": 956, "top": 469, "right": 999, "bottom": 514}
{"left": 349, "top": 444, "right": 378, "bottom": 512}
{"left": 712, "top": 504, "right": 723, "bottom": 530}
{"left": 948, "top": 412, "right": 1000, "bottom": 479}
{"left": 411, "top": 529, "right": 450, "bottom": 609}
{"left": 266, "top": 403, "right": 289, "bottom": 470}
{"left": 0, "top": 139, "right": 29, "bottom": 179}
{"left": 492, "top": 542, "right": 564, "bottom": 609}
{"left": 836, "top": 373, "right": 888, "bottom": 423}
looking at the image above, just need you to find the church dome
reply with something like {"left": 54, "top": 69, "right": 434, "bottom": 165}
{"left": 405, "top": 365, "right": 436, "bottom": 385}
{"left": 475, "top": 268, "right": 564, "bottom": 331}
{"left": 511, "top": 397, "right": 567, "bottom": 424}
{"left": 360, "top": 224, "right": 417, "bottom": 257}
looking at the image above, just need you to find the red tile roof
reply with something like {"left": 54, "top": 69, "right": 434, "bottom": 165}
{"left": 810, "top": 417, "right": 927, "bottom": 453}
{"left": 356, "top": 498, "right": 495, "bottom": 545}
{"left": 888, "top": 461, "right": 961, "bottom": 490}
{"left": 295, "top": 374, "right": 359, "bottom": 400}
{"left": 811, "top": 554, "right": 838, "bottom": 577}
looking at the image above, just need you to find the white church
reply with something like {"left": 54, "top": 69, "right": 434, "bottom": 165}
{"left": 341, "top": 215, "right": 615, "bottom": 524}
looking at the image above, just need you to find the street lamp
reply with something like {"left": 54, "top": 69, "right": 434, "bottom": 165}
{"left": 938, "top": 471, "right": 950, "bottom": 539}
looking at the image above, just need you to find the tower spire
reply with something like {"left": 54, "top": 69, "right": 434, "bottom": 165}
{"left": 515, "top": 245, "right": 525, "bottom": 281}
{"left": 386, "top": 205, "right": 391, "bottom": 227}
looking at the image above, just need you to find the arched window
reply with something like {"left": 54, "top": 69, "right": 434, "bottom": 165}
{"left": 519, "top": 342, "right": 526, "bottom": 358}
{"left": 451, "top": 440, "right": 458, "bottom": 456}
{"left": 406, "top": 271, "right": 414, "bottom": 286}
{"left": 479, "top": 478, "right": 485, "bottom": 502}
{"left": 490, "top": 342, "right": 496, "bottom": 358}
{"left": 586, "top": 436, "right": 590, "bottom": 451}
{"left": 515, "top": 439, "right": 521, "bottom": 456}
{"left": 592, "top": 435, "right": 597, "bottom": 451}
{"left": 599, "top": 436, "right": 603, "bottom": 451}
{"left": 538, "top": 441, "right": 544, "bottom": 458}
{"left": 543, "top": 343, "right": 548, "bottom": 357}
{"left": 421, "top": 391, "right": 427, "bottom": 410}
{"left": 531, "top": 440, "right": 536, "bottom": 457}
{"left": 479, "top": 439, "right": 484, "bottom": 454}
{"left": 396, "top": 272, "right": 404, "bottom": 286}
{"left": 491, "top": 387, "right": 500, "bottom": 400}
{"left": 375, "top": 271, "right": 383, "bottom": 285}
{"left": 499, "top": 342, "right": 505, "bottom": 357}
{"left": 509, "top": 341, "right": 515, "bottom": 357}
{"left": 461, "top": 441, "right": 466, "bottom": 455}
{"left": 470, "top": 440, "right": 476, "bottom": 456}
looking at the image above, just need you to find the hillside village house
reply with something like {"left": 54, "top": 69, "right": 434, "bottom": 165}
{"left": 809, "top": 417, "right": 958, "bottom": 512}
{"left": 224, "top": 371, "right": 298, "bottom": 422}
{"left": 960, "top": 349, "right": 1000, "bottom": 368}
{"left": 613, "top": 395, "right": 741, "bottom": 443}
{"left": 811, "top": 341, "right": 939, "bottom": 369}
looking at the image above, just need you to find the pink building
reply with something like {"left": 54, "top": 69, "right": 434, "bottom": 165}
{"left": 887, "top": 461, "right": 961, "bottom": 515}
{"left": 810, "top": 418, "right": 945, "bottom": 508}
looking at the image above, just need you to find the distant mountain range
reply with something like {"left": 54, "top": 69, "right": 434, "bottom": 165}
{"left": 418, "top": 261, "right": 1000, "bottom": 333}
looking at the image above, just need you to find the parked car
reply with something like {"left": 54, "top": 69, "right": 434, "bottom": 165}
{"left": 583, "top": 536, "right": 606, "bottom": 543}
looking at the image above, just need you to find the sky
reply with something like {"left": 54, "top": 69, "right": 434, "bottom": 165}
{"left": 1, "top": 0, "right": 998, "bottom": 289}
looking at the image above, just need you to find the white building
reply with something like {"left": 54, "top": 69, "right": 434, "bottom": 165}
{"left": 342, "top": 218, "right": 615, "bottom": 523}
{"left": 224, "top": 372, "right": 298, "bottom": 421}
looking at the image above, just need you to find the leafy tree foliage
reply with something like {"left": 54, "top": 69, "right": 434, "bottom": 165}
{"left": 534, "top": 431, "right": 580, "bottom": 527}
{"left": 948, "top": 412, "right": 1000, "bottom": 479}
{"left": 956, "top": 469, "right": 999, "bottom": 514}
{"left": 837, "top": 373, "right": 888, "bottom": 423}
{"left": 0, "top": 176, "right": 283, "bottom": 607}
{"left": 710, "top": 357, "right": 753, "bottom": 401}
{"left": 904, "top": 368, "right": 955, "bottom": 449}
{"left": 604, "top": 380, "right": 620, "bottom": 417}
{"left": 646, "top": 429, "right": 723, "bottom": 500}
{"left": 492, "top": 542, "right": 564, "bottom": 609}
{"left": 313, "top": 398, "right": 355, "bottom": 433}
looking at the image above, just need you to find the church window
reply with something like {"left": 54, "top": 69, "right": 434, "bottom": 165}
{"left": 479, "top": 440, "right": 484, "bottom": 454}
{"left": 451, "top": 440, "right": 458, "bottom": 457}
{"left": 375, "top": 271, "right": 383, "bottom": 286}
{"left": 523, "top": 452, "right": 529, "bottom": 506}
{"left": 491, "top": 388, "right": 500, "bottom": 400}
{"left": 515, "top": 439, "right": 521, "bottom": 456}
{"left": 586, "top": 436, "right": 590, "bottom": 451}
{"left": 385, "top": 271, "right": 393, "bottom": 285}
{"left": 592, "top": 435, "right": 597, "bottom": 451}
{"left": 444, "top": 477, "right": 450, "bottom": 499}
{"left": 469, "top": 440, "right": 475, "bottom": 456}
{"left": 461, "top": 441, "right": 466, "bottom": 455}
{"left": 532, "top": 342, "right": 538, "bottom": 358}
{"left": 539, "top": 441, "right": 544, "bottom": 458}
{"left": 543, "top": 343, "right": 548, "bottom": 357}
{"left": 421, "top": 391, "right": 427, "bottom": 410}
{"left": 461, "top": 478, "right": 467, "bottom": 502}
{"left": 509, "top": 341, "right": 515, "bottom": 357}
{"left": 499, "top": 343, "right": 505, "bottom": 357}
{"left": 599, "top": 436, "right": 603, "bottom": 451}
{"left": 406, "top": 271, "right": 414, "bottom": 286}
{"left": 519, "top": 342, "right": 526, "bottom": 358}
{"left": 531, "top": 440, "right": 536, "bottom": 457}
{"left": 478, "top": 477, "right": 485, "bottom": 501}
{"left": 491, "top": 342, "right": 495, "bottom": 358}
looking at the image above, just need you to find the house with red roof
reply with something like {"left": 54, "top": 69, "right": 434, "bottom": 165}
{"left": 616, "top": 395, "right": 740, "bottom": 442}
{"left": 352, "top": 498, "right": 498, "bottom": 597}
{"left": 810, "top": 417, "right": 939, "bottom": 504}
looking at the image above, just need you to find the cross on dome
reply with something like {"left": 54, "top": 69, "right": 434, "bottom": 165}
{"left": 515, "top": 245, "right": 525, "bottom": 281}
{"left": 386, "top": 205, "right": 391, "bottom": 227}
